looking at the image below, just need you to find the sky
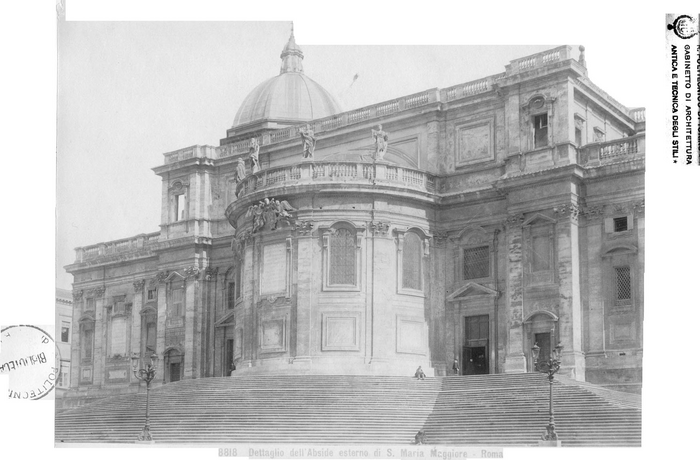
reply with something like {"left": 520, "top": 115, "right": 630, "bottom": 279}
{"left": 2, "top": 2, "right": 699, "bottom": 460}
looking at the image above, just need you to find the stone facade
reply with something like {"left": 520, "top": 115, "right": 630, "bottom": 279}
{"left": 55, "top": 288, "right": 73, "bottom": 397}
{"left": 64, "top": 44, "right": 645, "bottom": 399}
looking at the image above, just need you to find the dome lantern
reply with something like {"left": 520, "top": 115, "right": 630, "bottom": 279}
{"left": 280, "top": 24, "right": 304, "bottom": 74}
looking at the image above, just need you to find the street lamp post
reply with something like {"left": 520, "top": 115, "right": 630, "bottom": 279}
{"left": 531, "top": 342, "right": 563, "bottom": 446}
{"left": 131, "top": 352, "right": 159, "bottom": 443}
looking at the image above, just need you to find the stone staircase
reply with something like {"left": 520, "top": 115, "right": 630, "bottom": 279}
{"left": 55, "top": 373, "right": 641, "bottom": 446}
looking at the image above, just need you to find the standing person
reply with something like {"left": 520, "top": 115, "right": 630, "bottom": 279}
{"left": 452, "top": 358, "right": 460, "bottom": 375}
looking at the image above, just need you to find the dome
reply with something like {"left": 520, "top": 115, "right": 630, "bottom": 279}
{"left": 232, "top": 30, "right": 342, "bottom": 130}
{"left": 233, "top": 73, "right": 342, "bottom": 128}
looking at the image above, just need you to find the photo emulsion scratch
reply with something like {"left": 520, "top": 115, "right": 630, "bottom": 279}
{"left": 55, "top": 21, "right": 644, "bottom": 451}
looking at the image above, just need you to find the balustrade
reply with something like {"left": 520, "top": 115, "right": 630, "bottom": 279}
{"left": 579, "top": 134, "right": 645, "bottom": 165}
{"left": 376, "top": 100, "right": 400, "bottom": 117}
{"left": 77, "top": 232, "right": 160, "bottom": 262}
{"left": 508, "top": 46, "right": 569, "bottom": 75}
{"left": 236, "top": 161, "right": 436, "bottom": 199}
{"left": 630, "top": 108, "right": 646, "bottom": 123}
{"left": 348, "top": 108, "right": 371, "bottom": 124}
{"left": 442, "top": 75, "right": 502, "bottom": 102}
{"left": 599, "top": 138, "right": 638, "bottom": 158}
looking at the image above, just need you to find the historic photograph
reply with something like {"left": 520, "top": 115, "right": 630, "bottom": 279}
{"left": 50, "top": 8, "right": 649, "bottom": 454}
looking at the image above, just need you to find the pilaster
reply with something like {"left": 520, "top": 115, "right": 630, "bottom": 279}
{"left": 183, "top": 266, "right": 199, "bottom": 379}
{"left": 504, "top": 214, "right": 526, "bottom": 373}
{"left": 130, "top": 280, "right": 144, "bottom": 364}
{"left": 69, "top": 291, "right": 83, "bottom": 389}
{"left": 430, "top": 233, "right": 448, "bottom": 374}
{"left": 242, "top": 242, "right": 255, "bottom": 366}
{"left": 367, "top": 222, "right": 393, "bottom": 366}
{"left": 155, "top": 274, "right": 167, "bottom": 383}
{"left": 93, "top": 287, "right": 107, "bottom": 387}
{"left": 553, "top": 203, "right": 585, "bottom": 380}
{"left": 293, "top": 225, "right": 314, "bottom": 363}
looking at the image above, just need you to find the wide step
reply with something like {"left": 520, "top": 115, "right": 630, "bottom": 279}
{"left": 56, "top": 374, "right": 641, "bottom": 446}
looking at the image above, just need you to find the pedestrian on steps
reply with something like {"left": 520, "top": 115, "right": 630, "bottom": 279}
{"left": 452, "top": 358, "right": 460, "bottom": 375}
{"left": 415, "top": 366, "right": 426, "bottom": 380}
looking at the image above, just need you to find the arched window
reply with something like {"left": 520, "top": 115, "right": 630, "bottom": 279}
{"left": 402, "top": 232, "right": 422, "bottom": 290}
{"left": 329, "top": 228, "right": 356, "bottom": 285}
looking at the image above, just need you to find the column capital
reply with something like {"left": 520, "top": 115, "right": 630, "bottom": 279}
{"left": 553, "top": 203, "right": 580, "bottom": 223}
{"left": 133, "top": 279, "right": 146, "bottom": 293}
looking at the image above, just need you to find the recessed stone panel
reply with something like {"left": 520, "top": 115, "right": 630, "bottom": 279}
{"left": 396, "top": 316, "right": 426, "bottom": 355}
{"left": 260, "top": 319, "right": 286, "bottom": 353}
{"left": 456, "top": 121, "right": 493, "bottom": 167}
{"left": 261, "top": 243, "right": 287, "bottom": 295}
{"left": 322, "top": 313, "right": 360, "bottom": 351}
{"left": 610, "top": 320, "right": 635, "bottom": 343}
{"left": 81, "top": 367, "right": 92, "bottom": 383}
{"left": 107, "top": 369, "right": 127, "bottom": 381}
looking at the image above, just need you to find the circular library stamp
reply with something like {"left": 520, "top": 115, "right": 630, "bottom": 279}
{"left": 0, "top": 325, "right": 58, "bottom": 400}
{"left": 668, "top": 15, "right": 699, "bottom": 39}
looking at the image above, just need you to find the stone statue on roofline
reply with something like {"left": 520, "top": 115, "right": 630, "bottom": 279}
{"left": 249, "top": 137, "right": 260, "bottom": 173}
{"left": 372, "top": 124, "right": 389, "bottom": 161}
{"left": 299, "top": 124, "right": 316, "bottom": 159}
{"left": 235, "top": 158, "right": 246, "bottom": 183}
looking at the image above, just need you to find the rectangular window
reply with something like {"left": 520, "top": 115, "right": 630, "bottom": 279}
{"left": 613, "top": 216, "right": 628, "bottom": 232}
{"left": 533, "top": 114, "right": 548, "bottom": 148}
{"left": 145, "top": 322, "right": 157, "bottom": 354}
{"left": 61, "top": 321, "right": 70, "bottom": 343}
{"left": 174, "top": 194, "right": 186, "bottom": 222}
{"left": 84, "top": 298, "right": 95, "bottom": 312}
{"left": 110, "top": 316, "right": 127, "bottom": 356}
{"left": 531, "top": 234, "right": 551, "bottom": 272}
{"left": 147, "top": 289, "right": 157, "bottom": 301}
{"left": 575, "top": 127, "right": 582, "bottom": 147}
{"left": 463, "top": 246, "right": 490, "bottom": 280}
{"left": 615, "top": 266, "right": 632, "bottom": 306}
{"left": 171, "top": 287, "right": 184, "bottom": 316}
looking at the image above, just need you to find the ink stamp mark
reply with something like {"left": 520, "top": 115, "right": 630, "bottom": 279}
{"left": 0, "top": 325, "right": 58, "bottom": 400}
{"left": 668, "top": 15, "right": 699, "bottom": 39}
